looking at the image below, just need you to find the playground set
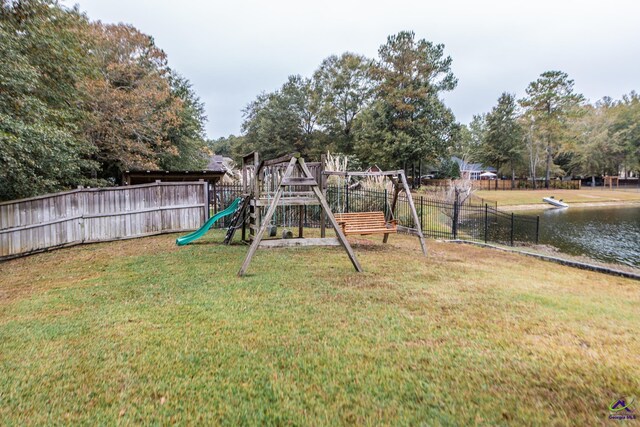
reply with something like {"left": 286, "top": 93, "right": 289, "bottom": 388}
{"left": 176, "top": 152, "right": 426, "bottom": 276}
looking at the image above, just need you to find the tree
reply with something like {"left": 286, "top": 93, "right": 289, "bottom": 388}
{"left": 81, "top": 23, "right": 184, "bottom": 181}
{"left": 0, "top": 0, "right": 97, "bottom": 200}
{"left": 568, "top": 103, "right": 613, "bottom": 186}
{"left": 437, "top": 157, "right": 460, "bottom": 179}
{"left": 0, "top": 1, "right": 210, "bottom": 199}
{"left": 208, "top": 134, "right": 246, "bottom": 163}
{"left": 519, "top": 114, "right": 545, "bottom": 189}
{"left": 354, "top": 31, "right": 458, "bottom": 168}
{"left": 313, "top": 53, "right": 375, "bottom": 153}
{"left": 450, "top": 124, "right": 472, "bottom": 158}
{"left": 449, "top": 114, "right": 485, "bottom": 161}
{"left": 467, "top": 114, "right": 487, "bottom": 159}
{"left": 281, "top": 75, "right": 322, "bottom": 144}
{"left": 478, "top": 93, "right": 523, "bottom": 187}
{"left": 519, "top": 71, "right": 584, "bottom": 188}
{"left": 611, "top": 92, "right": 640, "bottom": 176}
{"left": 160, "top": 72, "right": 209, "bottom": 170}
{"left": 242, "top": 75, "right": 323, "bottom": 159}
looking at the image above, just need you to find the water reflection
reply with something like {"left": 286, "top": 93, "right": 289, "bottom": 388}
{"left": 533, "top": 206, "right": 640, "bottom": 267}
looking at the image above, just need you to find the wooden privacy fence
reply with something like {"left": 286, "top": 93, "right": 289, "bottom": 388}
{"left": 0, "top": 182, "right": 208, "bottom": 260}
{"left": 419, "top": 179, "right": 581, "bottom": 190}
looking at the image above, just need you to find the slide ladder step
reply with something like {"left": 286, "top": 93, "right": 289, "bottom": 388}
{"left": 223, "top": 195, "right": 251, "bottom": 245}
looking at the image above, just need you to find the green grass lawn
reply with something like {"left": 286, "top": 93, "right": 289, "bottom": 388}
{"left": 1, "top": 231, "right": 639, "bottom": 425}
{"left": 474, "top": 188, "right": 640, "bottom": 206}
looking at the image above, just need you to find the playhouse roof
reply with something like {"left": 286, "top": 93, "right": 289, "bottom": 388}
{"left": 123, "top": 155, "right": 227, "bottom": 185}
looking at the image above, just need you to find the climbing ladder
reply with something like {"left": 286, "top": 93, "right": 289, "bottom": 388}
{"left": 223, "top": 194, "right": 251, "bottom": 245}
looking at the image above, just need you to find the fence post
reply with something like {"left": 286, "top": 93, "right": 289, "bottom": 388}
{"left": 510, "top": 212, "right": 514, "bottom": 246}
{"left": 212, "top": 181, "right": 218, "bottom": 215}
{"left": 452, "top": 189, "right": 459, "bottom": 239}
{"left": 345, "top": 183, "right": 350, "bottom": 213}
{"left": 384, "top": 189, "right": 388, "bottom": 217}
{"left": 203, "top": 180, "right": 210, "bottom": 220}
{"left": 77, "top": 187, "right": 86, "bottom": 244}
{"left": 420, "top": 196, "right": 424, "bottom": 232}
{"left": 484, "top": 204, "right": 488, "bottom": 243}
{"left": 535, "top": 215, "right": 540, "bottom": 245}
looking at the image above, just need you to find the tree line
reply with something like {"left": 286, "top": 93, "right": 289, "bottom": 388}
{"left": 212, "top": 31, "right": 459, "bottom": 171}
{"left": 215, "top": 34, "right": 638, "bottom": 189}
{"left": 3, "top": 1, "right": 637, "bottom": 202}
{"left": 457, "top": 73, "right": 639, "bottom": 188}
{"left": 0, "top": 0, "right": 209, "bottom": 201}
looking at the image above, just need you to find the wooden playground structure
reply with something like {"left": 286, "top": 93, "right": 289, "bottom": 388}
{"left": 226, "top": 152, "right": 426, "bottom": 276}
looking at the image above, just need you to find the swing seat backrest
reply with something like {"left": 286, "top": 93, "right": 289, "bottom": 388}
{"left": 334, "top": 212, "right": 398, "bottom": 236}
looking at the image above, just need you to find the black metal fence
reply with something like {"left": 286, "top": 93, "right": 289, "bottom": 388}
{"left": 387, "top": 190, "right": 539, "bottom": 245}
{"left": 210, "top": 184, "right": 540, "bottom": 246}
{"left": 210, "top": 183, "right": 243, "bottom": 228}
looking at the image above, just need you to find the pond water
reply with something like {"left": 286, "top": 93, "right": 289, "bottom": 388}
{"left": 526, "top": 205, "right": 640, "bottom": 267}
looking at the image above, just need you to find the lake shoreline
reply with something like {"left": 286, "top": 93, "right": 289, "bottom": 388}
{"left": 447, "top": 240, "right": 640, "bottom": 279}
{"left": 499, "top": 200, "right": 640, "bottom": 211}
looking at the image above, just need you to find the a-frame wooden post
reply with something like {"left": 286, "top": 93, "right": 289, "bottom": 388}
{"left": 298, "top": 158, "right": 362, "bottom": 273}
{"left": 383, "top": 176, "right": 401, "bottom": 244}
{"left": 238, "top": 155, "right": 362, "bottom": 276}
{"left": 398, "top": 171, "right": 427, "bottom": 255}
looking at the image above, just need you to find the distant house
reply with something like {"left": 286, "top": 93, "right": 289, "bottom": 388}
{"left": 451, "top": 157, "right": 497, "bottom": 180}
{"left": 206, "top": 155, "right": 227, "bottom": 173}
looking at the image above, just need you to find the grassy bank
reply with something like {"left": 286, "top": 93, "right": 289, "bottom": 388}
{"left": 1, "top": 232, "right": 638, "bottom": 425}
{"left": 475, "top": 188, "right": 640, "bottom": 207}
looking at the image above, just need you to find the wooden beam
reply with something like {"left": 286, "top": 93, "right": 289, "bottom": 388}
{"left": 239, "top": 157, "right": 298, "bottom": 276}
{"left": 239, "top": 156, "right": 363, "bottom": 276}
{"left": 322, "top": 171, "right": 404, "bottom": 177}
{"left": 262, "top": 152, "right": 300, "bottom": 167}
{"left": 383, "top": 184, "right": 400, "bottom": 244}
{"left": 281, "top": 177, "right": 317, "bottom": 186}
{"left": 240, "top": 186, "right": 283, "bottom": 275}
{"left": 242, "top": 151, "right": 258, "bottom": 162}
{"left": 252, "top": 152, "right": 260, "bottom": 197}
{"left": 397, "top": 225, "right": 422, "bottom": 236}
{"left": 242, "top": 206, "right": 247, "bottom": 242}
{"left": 259, "top": 238, "right": 340, "bottom": 248}
{"left": 298, "top": 205, "right": 304, "bottom": 238}
{"left": 299, "top": 158, "right": 362, "bottom": 273}
{"left": 254, "top": 197, "right": 320, "bottom": 207}
{"left": 399, "top": 171, "right": 427, "bottom": 256}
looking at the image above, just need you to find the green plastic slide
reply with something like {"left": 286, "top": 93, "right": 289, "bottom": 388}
{"left": 176, "top": 197, "right": 242, "bottom": 246}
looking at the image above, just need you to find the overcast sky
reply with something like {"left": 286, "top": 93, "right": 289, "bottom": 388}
{"left": 64, "top": 0, "right": 639, "bottom": 139}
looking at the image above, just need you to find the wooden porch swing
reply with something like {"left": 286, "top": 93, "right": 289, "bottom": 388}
{"left": 333, "top": 212, "right": 398, "bottom": 236}
{"left": 321, "top": 169, "right": 426, "bottom": 255}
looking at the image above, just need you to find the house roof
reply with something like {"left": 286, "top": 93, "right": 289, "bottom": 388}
{"left": 452, "top": 156, "right": 497, "bottom": 173}
{"left": 206, "top": 155, "right": 227, "bottom": 173}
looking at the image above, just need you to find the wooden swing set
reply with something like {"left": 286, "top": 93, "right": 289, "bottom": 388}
{"left": 235, "top": 152, "right": 426, "bottom": 276}
{"left": 321, "top": 170, "right": 426, "bottom": 256}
